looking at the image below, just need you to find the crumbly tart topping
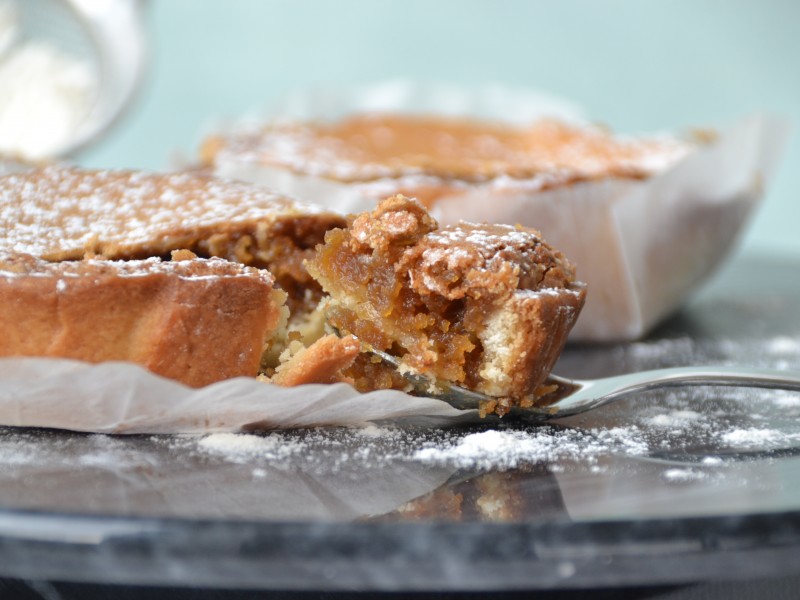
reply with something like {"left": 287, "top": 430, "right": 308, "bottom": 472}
{"left": 202, "top": 114, "right": 691, "bottom": 184}
{"left": 0, "top": 166, "right": 337, "bottom": 260}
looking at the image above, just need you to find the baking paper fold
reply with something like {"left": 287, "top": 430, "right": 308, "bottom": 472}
{"left": 0, "top": 357, "right": 469, "bottom": 434}
{"left": 209, "top": 81, "right": 790, "bottom": 340}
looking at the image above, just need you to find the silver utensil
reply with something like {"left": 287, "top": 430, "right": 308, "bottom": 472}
{"left": 367, "top": 345, "right": 800, "bottom": 422}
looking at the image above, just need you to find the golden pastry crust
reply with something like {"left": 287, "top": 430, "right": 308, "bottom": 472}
{"left": 271, "top": 334, "right": 361, "bottom": 386}
{"left": 0, "top": 252, "right": 284, "bottom": 388}
{"left": 306, "top": 195, "right": 586, "bottom": 409}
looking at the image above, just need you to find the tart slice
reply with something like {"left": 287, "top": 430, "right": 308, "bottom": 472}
{"left": 306, "top": 195, "right": 587, "bottom": 413}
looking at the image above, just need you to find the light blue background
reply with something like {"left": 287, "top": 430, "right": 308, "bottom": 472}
{"left": 81, "top": 0, "right": 799, "bottom": 258}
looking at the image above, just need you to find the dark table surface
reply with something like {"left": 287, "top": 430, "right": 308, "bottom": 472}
{"left": 1, "top": 252, "right": 799, "bottom": 598}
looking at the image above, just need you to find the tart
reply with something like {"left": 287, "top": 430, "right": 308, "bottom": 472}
{"left": 201, "top": 113, "right": 687, "bottom": 197}
{"left": 200, "top": 113, "right": 693, "bottom": 341}
{"left": 306, "top": 195, "right": 586, "bottom": 413}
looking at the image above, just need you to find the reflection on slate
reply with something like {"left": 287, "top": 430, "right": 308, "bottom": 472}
{"left": 0, "top": 428, "right": 458, "bottom": 521}
{"left": 374, "top": 465, "right": 568, "bottom": 523}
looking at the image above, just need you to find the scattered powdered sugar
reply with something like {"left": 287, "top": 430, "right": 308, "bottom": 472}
{"left": 0, "top": 434, "right": 37, "bottom": 465}
{"left": 412, "top": 426, "right": 649, "bottom": 471}
{"left": 645, "top": 410, "right": 703, "bottom": 428}
{"left": 196, "top": 432, "right": 306, "bottom": 463}
{"left": 142, "top": 371, "right": 800, "bottom": 478}
{"left": 414, "top": 430, "right": 532, "bottom": 470}
{"left": 144, "top": 388, "right": 800, "bottom": 476}
{"left": 765, "top": 336, "right": 800, "bottom": 355}
{"left": 594, "top": 426, "right": 651, "bottom": 454}
{"left": 663, "top": 468, "right": 706, "bottom": 482}
{"left": 771, "top": 391, "right": 800, "bottom": 409}
{"left": 720, "top": 428, "right": 789, "bottom": 447}
{"left": 151, "top": 424, "right": 428, "bottom": 475}
{"left": 0, "top": 430, "right": 152, "bottom": 470}
{"left": 351, "top": 423, "right": 397, "bottom": 439}
{"left": 156, "top": 424, "right": 655, "bottom": 474}
{"left": 624, "top": 337, "right": 697, "bottom": 366}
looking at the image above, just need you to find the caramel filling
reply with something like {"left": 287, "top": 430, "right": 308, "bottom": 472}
{"left": 314, "top": 226, "right": 488, "bottom": 387}
{"left": 119, "top": 216, "right": 331, "bottom": 315}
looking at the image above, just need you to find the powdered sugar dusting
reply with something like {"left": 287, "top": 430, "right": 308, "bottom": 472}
{"left": 197, "top": 432, "right": 305, "bottom": 463}
{"left": 0, "top": 430, "right": 154, "bottom": 470}
{"left": 413, "top": 220, "right": 576, "bottom": 296}
{"left": 663, "top": 468, "right": 706, "bottom": 482}
{"left": 411, "top": 428, "right": 644, "bottom": 471}
{"left": 766, "top": 336, "right": 800, "bottom": 355}
{"left": 721, "top": 428, "right": 789, "bottom": 447}
{"left": 771, "top": 391, "right": 800, "bottom": 409}
{"left": 155, "top": 403, "right": 800, "bottom": 478}
{"left": 0, "top": 166, "right": 331, "bottom": 259}
{"left": 645, "top": 410, "right": 703, "bottom": 428}
{"left": 172, "top": 425, "right": 634, "bottom": 474}
{"left": 208, "top": 114, "right": 690, "bottom": 184}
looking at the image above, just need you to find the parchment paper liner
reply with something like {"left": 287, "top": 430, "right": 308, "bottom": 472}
{"left": 0, "top": 357, "right": 469, "bottom": 433}
{"left": 207, "top": 81, "right": 789, "bottom": 341}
